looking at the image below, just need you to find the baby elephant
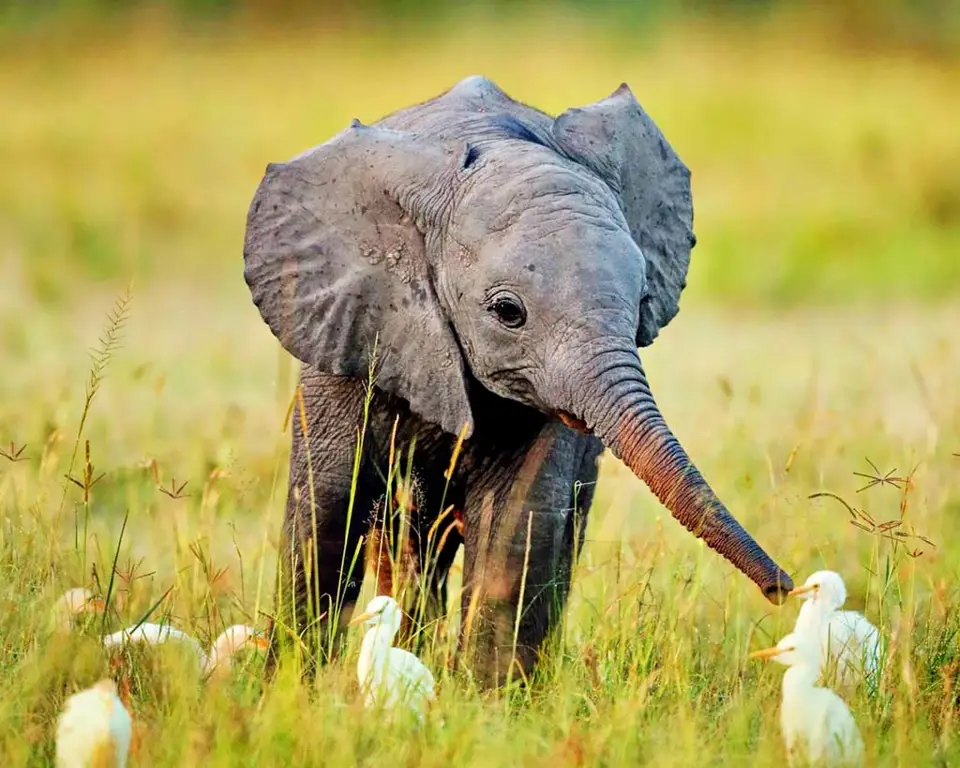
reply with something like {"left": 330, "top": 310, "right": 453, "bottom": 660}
{"left": 243, "top": 75, "right": 793, "bottom": 685}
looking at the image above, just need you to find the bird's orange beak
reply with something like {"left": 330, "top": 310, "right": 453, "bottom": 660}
{"left": 87, "top": 598, "right": 107, "bottom": 612}
{"left": 348, "top": 609, "right": 379, "bottom": 626}
{"left": 749, "top": 645, "right": 793, "bottom": 660}
{"left": 787, "top": 584, "right": 818, "bottom": 597}
{"left": 251, "top": 635, "right": 270, "bottom": 651}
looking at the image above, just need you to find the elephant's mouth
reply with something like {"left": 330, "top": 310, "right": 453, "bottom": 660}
{"left": 556, "top": 411, "right": 592, "bottom": 434}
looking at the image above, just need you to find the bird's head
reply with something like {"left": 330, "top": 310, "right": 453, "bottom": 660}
{"left": 787, "top": 570, "right": 847, "bottom": 610}
{"left": 348, "top": 595, "right": 403, "bottom": 635}
{"left": 54, "top": 588, "right": 107, "bottom": 630}
{"left": 206, "top": 625, "right": 270, "bottom": 675}
{"left": 92, "top": 677, "right": 121, "bottom": 699}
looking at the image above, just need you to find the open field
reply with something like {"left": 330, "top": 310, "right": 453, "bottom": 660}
{"left": 2, "top": 284, "right": 958, "bottom": 765}
{"left": 1, "top": 17, "right": 959, "bottom": 767}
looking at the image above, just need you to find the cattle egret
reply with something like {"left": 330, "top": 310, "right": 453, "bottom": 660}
{"left": 102, "top": 622, "right": 268, "bottom": 676}
{"left": 790, "top": 571, "right": 881, "bottom": 692}
{"left": 55, "top": 678, "right": 132, "bottom": 768}
{"left": 202, "top": 624, "right": 271, "bottom": 676}
{"left": 102, "top": 622, "right": 208, "bottom": 667}
{"left": 751, "top": 632, "right": 864, "bottom": 766}
{"left": 349, "top": 595, "right": 435, "bottom": 722}
{"left": 54, "top": 589, "right": 106, "bottom": 631}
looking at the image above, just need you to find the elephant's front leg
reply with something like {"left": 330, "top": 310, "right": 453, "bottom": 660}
{"left": 268, "top": 370, "right": 381, "bottom": 674}
{"left": 460, "top": 423, "right": 602, "bottom": 686}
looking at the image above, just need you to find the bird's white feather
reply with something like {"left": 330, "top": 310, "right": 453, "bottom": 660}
{"left": 353, "top": 596, "right": 436, "bottom": 722}
{"left": 102, "top": 622, "right": 208, "bottom": 668}
{"left": 770, "top": 634, "right": 864, "bottom": 766}
{"left": 792, "top": 571, "right": 882, "bottom": 693}
{"left": 56, "top": 679, "right": 131, "bottom": 768}
{"left": 101, "top": 621, "right": 267, "bottom": 676}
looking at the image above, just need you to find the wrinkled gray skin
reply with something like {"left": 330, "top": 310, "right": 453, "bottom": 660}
{"left": 243, "top": 76, "right": 794, "bottom": 685}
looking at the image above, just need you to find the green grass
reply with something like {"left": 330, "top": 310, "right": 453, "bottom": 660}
{"left": 1, "top": 287, "right": 958, "bottom": 764}
{"left": 1, "top": 16, "right": 960, "bottom": 767}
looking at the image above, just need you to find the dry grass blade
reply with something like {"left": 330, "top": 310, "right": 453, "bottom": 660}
{"left": 853, "top": 456, "right": 905, "bottom": 492}
{"left": 158, "top": 478, "right": 190, "bottom": 499}
{"left": 0, "top": 442, "right": 28, "bottom": 462}
{"left": 808, "top": 491, "right": 871, "bottom": 523}
{"left": 57, "top": 284, "right": 134, "bottom": 523}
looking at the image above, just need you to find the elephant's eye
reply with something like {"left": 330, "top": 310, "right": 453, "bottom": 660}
{"left": 487, "top": 292, "right": 526, "bottom": 329}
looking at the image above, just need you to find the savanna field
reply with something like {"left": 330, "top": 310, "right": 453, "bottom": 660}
{"left": 1, "top": 11, "right": 959, "bottom": 765}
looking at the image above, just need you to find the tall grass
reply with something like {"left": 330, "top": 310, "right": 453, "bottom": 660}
{"left": 0, "top": 287, "right": 957, "bottom": 763}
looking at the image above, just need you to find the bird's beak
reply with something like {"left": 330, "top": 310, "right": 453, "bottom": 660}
{"left": 749, "top": 645, "right": 792, "bottom": 660}
{"left": 787, "top": 584, "right": 818, "bottom": 597}
{"left": 348, "top": 609, "right": 379, "bottom": 626}
{"left": 251, "top": 635, "right": 270, "bottom": 651}
{"left": 87, "top": 598, "right": 107, "bottom": 612}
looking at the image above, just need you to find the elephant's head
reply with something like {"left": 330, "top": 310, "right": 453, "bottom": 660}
{"left": 243, "top": 76, "right": 793, "bottom": 602}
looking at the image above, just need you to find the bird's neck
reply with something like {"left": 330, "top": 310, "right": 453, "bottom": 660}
{"left": 782, "top": 663, "right": 819, "bottom": 699}
{"left": 363, "top": 625, "right": 396, "bottom": 652}
{"left": 359, "top": 625, "right": 397, "bottom": 675}
{"left": 794, "top": 601, "right": 821, "bottom": 631}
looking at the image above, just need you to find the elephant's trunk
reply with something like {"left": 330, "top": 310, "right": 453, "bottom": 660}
{"left": 570, "top": 347, "right": 793, "bottom": 603}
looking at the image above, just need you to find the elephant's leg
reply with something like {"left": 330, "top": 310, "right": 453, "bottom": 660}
{"left": 459, "top": 423, "right": 602, "bottom": 687}
{"left": 268, "top": 370, "right": 381, "bottom": 674}
{"left": 555, "top": 439, "right": 603, "bottom": 613}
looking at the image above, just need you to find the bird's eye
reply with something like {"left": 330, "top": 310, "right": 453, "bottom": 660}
{"left": 487, "top": 292, "right": 526, "bottom": 329}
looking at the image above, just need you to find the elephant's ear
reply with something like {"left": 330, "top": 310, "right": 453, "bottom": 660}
{"left": 550, "top": 84, "right": 696, "bottom": 347}
{"left": 243, "top": 122, "right": 475, "bottom": 437}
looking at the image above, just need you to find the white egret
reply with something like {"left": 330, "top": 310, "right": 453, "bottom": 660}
{"left": 790, "top": 571, "right": 881, "bottom": 692}
{"left": 349, "top": 595, "right": 435, "bottom": 722}
{"left": 55, "top": 678, "right": 132, "bottom": 768}
{"left": 102, "top": 622, "right": 208, "bottom": 668}
{"left": 53, "top": 588, "right": 106, "bottom": 631}
{"left": 201, "top": 624, "right": 271, "bottom": 676}
{"left": 102, "top": 622, "right": 269, "bottom": 677}
{"left": 751, "top": 632, "right": 864, "bottom": 766}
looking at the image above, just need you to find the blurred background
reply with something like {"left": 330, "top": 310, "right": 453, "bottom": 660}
{"left": 2, "top": 0, "right": 958, "bottom": 310}
{"left": 0, "top": 1, "right": 958, "bottom": 563}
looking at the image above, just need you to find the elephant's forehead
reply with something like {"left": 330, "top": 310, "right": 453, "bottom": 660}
{"left": 459, "top": 217, "right": 646, "bottom": 318}
{"left": 452, "top": 147, "right": 626, "bottom": 239}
